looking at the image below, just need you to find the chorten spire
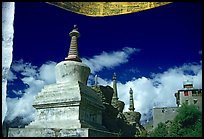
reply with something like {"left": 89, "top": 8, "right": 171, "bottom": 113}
{"left": 65, "top": 25, "right": 82, "bottom": 62}
{"left": 129, "top": 88, "right": 135, "bottom": 112}
{"left": 94, "top": 75, "right": 98, "bottom": 87}
{"left": 112, "top": 72, "right": 119, "bottom": 101}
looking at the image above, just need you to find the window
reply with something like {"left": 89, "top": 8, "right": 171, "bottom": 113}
{"left": 185, "top": 91, "right": 189, "bottom": 96}
{"left": 193, "top": 99, "right": 198, "bottom": 104}
{"left": 185, "top": 99, "right": 188, "bottom": 104}
{"left": 192, "top": 91, "right": 197, "bottom": 96}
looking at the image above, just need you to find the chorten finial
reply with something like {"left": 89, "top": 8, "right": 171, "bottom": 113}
{"left": 112, "top": 72, "right": 118, "bottom": 101}
{"left": 94, "top": 75, "right": 98, "bottom": 87}
{"left": 129, "top": 88, "right": 135, "bottom": 111}
{"left": 74, "top": 24, "right": 77, "bottom": 29}
{"left": 113, "top": 72, "right": 116, "bottom": 80}
{"left": 65, "top": 25, "right": 82, "bottom": 62}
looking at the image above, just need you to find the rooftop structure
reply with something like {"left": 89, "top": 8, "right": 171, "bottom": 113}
{"left": 183, "top": 80, "right": 193, "bottom": 89}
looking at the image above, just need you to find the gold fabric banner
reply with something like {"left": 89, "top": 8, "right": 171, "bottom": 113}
{"left": 46, "top": 2, "right": 172, "bottom": 17}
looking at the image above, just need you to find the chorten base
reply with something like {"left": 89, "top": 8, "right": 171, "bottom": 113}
{"left": 8, "top": 128, "right": 118, "bottom": 137}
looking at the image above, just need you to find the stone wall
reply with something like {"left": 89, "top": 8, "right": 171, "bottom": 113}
{"left": 8, "top": 128, "right": 117, "bottom": 137}
{"left": 153, "top": 107, "right": 178, "bottom": 128}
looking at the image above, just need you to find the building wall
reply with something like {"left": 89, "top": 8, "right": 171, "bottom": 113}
{"left": 193, "top": 96, "right": 202, "bottom": 112}
{"left": 153, "top": 107, "right": 178, "bottom": 128}
{"left": 179, "top": 89, "right": 202, "bottom": 112}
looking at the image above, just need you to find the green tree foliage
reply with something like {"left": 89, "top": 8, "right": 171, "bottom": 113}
{"left": 150, "top": 122, "right": 168, "bottom": 137}
{"left": 151, "top": 104, "right": 202, "bottom": 137}
{"left": 174, "top": 104, "right": 201, "bottom": 128}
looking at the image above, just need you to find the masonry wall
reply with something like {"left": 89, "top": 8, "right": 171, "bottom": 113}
{"left": 153, "top": 107, "right": 178, "bottom": 128}
{"left": 179, "top": 90, "right": 202, "bottom": 112}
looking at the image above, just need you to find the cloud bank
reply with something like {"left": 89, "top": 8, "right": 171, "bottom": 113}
{"left": 5, "top": 60, "right": 57, "bottom": 125}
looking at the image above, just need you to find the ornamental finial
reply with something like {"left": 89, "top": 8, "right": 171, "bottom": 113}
{"left": 65, "top": 25, "right": 82, "bottom": 62}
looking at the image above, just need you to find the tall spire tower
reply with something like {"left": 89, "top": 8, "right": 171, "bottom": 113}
{"left": 112, "top": 72, "right": 119, "bottom": 101}
{"left": 129, "top": 88, "right": 135, "bottom": 111}
{"left": 65, "top": 25, "right": 82, "bottom": 62}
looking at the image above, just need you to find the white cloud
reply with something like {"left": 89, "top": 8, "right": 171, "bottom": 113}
{"left": 21, "top": 77, "right": 45, "bottom": 95}
{"left": 6, "top": 93, "right": 35, "bottom": 124}
{"left": 7, "top": 69, "right": 17, "bottom": 81}
{"left": 87, "top": 74, "right": 111, "bottom": 87}
{"left": 12, "top": 59, "right": 38, "bottom": 77}
{"left": 12, "top": 90, "right": 23, "bottom": 96}
{"left": 81, "top": 47, "right": 140, "bottom": 74}
{"left": 39, "top": 61, "right": 57, "bottom": 84}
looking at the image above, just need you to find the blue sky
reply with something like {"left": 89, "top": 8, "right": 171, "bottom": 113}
{"left": 5, "top": 2, "right": 202, "bottom": 125}
{"left": 12, "top": 2, "right": 202, "bottom": 80}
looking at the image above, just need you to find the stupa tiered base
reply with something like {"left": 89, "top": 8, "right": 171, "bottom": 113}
{"left": 8, "top": 128, "right": 118, "bottom": 137}
{"left": 8, "top": 81, "right": 117, "bottom": 137}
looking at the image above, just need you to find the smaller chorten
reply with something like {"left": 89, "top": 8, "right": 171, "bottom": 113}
{"left": 124, "top": 88, "right": 141, "bottom": 125}
{"left": 112, "top": 72, "right": 119, "bottom": 101}
{"left": 129, "top": 88, "right": 135, "bottom": 112}
{"left": 111, "top": 73, "right": 125, "bottom": 113}
{"left": 94, "top": 75, "right": 98, "bottom": 87}
{"left": 123, "top": 88, "right": 146, "bottom": 136}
